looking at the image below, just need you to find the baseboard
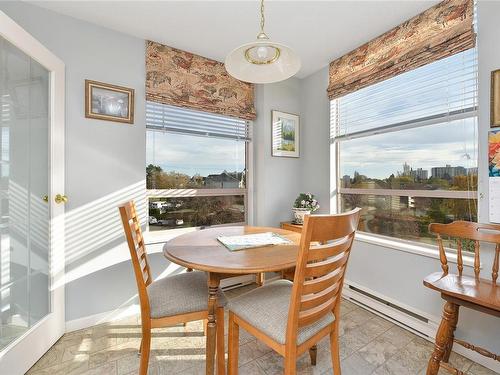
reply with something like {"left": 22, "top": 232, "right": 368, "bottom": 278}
{"left": 66, "top": 275, "right": 255, "bottom": 333}
{"left": 65, "top": 305, "right": 139, "bottom": 333}
{"left": 342, "top": 280, "right": 500, "bottom": 374}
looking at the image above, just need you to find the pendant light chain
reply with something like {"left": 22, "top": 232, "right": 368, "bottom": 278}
{"left": 260, "top": 0, "right": 265, "bottom": 33}
{"left": 224, "top": 0, "right": 300, "bottom": 83}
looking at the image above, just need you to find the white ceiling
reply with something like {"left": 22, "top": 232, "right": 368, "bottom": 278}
{"left": 28, "top": 0, "right": 439, "bottom": 78}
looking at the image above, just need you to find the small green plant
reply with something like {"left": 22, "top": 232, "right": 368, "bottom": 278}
{"left": 293, "top": 192, "right": 320, "bottom": 212}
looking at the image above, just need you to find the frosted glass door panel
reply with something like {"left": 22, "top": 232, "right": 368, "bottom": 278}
{"left": 0, "top": 36, "right": 49, "bottom": 350}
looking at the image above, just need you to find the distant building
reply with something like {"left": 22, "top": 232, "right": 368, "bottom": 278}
{"left": 467, "top": 167, "right": 478, "bottom": 176}
{"left": 205, "top": 172, "right": 241, "bottom": 188}
{"left": 402, "top": 162, "right": 411, "bottom": 177}
{"left": 431, "top": 165, "right": 467, "bottom": 179}
{"left": 389, "top": 195, "right": 401, "bottom": 211}
{"left": 341, "top": 175, "right": 351, "bottom": 188}
{"left": 408, "top": 196, "right": 415, "bottom": 209}
{"left": 399, "top": 163, "right": 428, "bottom": 181}
{"left": 411, "top": 168, "right": 428, "bottom": 181}
{"left": 361, "top": 181, "right": 376, "bottom": 205}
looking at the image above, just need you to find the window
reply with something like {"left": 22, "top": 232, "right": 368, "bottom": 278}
{"left": 331, "top": 48, "right": 478, "bottom": 246}
{"left": 146, "top": 102, "right": 250, "bottom": 230}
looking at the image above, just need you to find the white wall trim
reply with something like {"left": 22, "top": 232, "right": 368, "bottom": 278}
{"left": 342, "top": 281, "right": 500, "bottom": 373}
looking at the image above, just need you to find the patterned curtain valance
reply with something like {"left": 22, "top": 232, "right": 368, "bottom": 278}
{"left": 146, "top": 41, "right": 256, "bottom": 120}
{"left": 327, "top": 0, "right": 475, "bottom": 100}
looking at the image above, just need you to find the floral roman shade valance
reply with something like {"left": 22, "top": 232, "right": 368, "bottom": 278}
{"left": 146, "top": 41, "right": 256, "bottom": 120}
{"left": 327, "top": 0, "right": 475, "bottom": 100}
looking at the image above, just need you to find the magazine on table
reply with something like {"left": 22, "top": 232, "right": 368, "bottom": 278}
{"left": 217, "top": 232, "right": 293, "bottom": 251}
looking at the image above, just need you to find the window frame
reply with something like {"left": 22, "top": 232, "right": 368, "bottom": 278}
{"left": 145, "top": 125, "right": 253, "bottom": 235}
{"left": 330, "top": 55, "right": 479, "bottom": 251}
{"left": 330, "top": 118, "right": 479, "bottom": 260}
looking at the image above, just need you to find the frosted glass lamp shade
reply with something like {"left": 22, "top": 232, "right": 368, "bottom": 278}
{"left": 225, "top": 39, "right": 301, "bottom": 84}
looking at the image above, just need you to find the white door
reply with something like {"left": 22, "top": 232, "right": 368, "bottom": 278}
{"left": 0, "top": 12, "right": 65, "bottom": 375}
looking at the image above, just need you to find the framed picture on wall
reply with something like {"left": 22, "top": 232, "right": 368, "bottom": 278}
{"left": 271, "top": 110, "right": 300, "bottom": 158}
{"left": 85, "top": 80, "right": 134, "bottom": 124}
{"left": 491, "top": 70, "right": 500, "bottom": 127}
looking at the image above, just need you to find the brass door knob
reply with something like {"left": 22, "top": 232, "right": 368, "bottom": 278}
{"left": 42, "top": 195, "right": 49, "bottom": 203}
{"left": 54, "top": 194, "right": 68, "bottom": 204}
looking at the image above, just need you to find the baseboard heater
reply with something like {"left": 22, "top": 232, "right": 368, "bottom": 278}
{"left": 342, "top": 282, "right": 437, "bottom": 339}
{"left": 220, "top": 274, "right": 255, "bottom": 291}
{"left": 342, "top": 281, "right": 500, "bottom": 374}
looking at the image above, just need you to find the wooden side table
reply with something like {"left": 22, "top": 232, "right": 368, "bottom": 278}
{"left": 279, "top": 222, "right": 302, "bottom": 280}
{"left": 280, "top": 221, "right": 303, "bottom": 233}
{"left": 256, "top": 222, "right": 303, "bottom": 286}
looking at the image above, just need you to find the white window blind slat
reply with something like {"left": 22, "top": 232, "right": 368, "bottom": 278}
{"left": 331, "top": 48, "right": 478, "bottom": 139}
{"left": 146, "top": 102, "right": 251, "bottom": 141}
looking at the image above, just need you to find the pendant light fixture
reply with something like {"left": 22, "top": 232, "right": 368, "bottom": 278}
{"left": 225, "top": 0, "right": 301, "bottom": 84}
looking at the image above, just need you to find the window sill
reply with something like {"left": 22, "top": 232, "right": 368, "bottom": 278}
{"left": 354, "top": 232, "right": 476, "bottom": 268}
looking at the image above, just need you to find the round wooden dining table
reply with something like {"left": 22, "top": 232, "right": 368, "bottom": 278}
{"left": 163, "top": 225, "right": 301, "bottom": 375}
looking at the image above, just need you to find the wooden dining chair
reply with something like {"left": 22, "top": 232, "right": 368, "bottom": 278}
{"left": 423, "top": 221, "right": 500, "bottom": 375}
{"left": 227, "top": 208, "right": 361, "bottom": 375}
{"left": 118, "top": 201, "right": 227, "bottom": 375}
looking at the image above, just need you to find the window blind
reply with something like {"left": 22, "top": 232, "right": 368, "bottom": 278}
{"left": 327, "top": 0, "right": 474, "bottom": 100}
{"left": 331, "top": 48, "right": 478, "bottom": 140}
{"left": 146, "top": 101, "right": 251, "bottom": 141}
{"left": 146, "top": 41, "right": 256, "bottom": 121}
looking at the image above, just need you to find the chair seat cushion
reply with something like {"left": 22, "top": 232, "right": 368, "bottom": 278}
{"left": 423, "top": 272, "right": 500, "bottom": 313}
{"left": 147, "top": 271, "right": 227, "bottom": 319}
{"left": 228, "top": 280, "right": 335, "bottom": 345}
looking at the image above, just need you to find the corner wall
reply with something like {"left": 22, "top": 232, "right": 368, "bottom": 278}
{"left": 253, "top": 79, "right": 303, "bottom": 226}
{"left": 296, "top": 2, "right": 500, "bottom": 371}
{"left": 299, "top": 67, "right": 330, "bottom": 214}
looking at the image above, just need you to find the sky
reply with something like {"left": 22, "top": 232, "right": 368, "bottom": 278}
{"left": 339, "top": 117, "right": 478, "bottom": 179}
{"left": 146, "top": 131, "right": 245, "bottom": 177}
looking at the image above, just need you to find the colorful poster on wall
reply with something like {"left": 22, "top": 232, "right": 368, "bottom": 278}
{"left": 489, "top": 129, "right": 500, "bottom": 223}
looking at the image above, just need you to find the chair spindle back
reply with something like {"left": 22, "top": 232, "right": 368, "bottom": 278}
{"left": 119, "top": 201, "right": 152, "bottom": 313}
{"left": 287, "top": 208, "right": 361, "bottom": 340}
{"left": 429, "top": 221, "right": 500, "bottom": 283}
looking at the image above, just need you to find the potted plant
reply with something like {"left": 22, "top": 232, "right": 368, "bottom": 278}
{"left": 292, "top": 193, "right": 319, "bottom": 224}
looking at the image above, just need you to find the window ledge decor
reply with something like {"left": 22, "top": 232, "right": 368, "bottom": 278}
{"left": 292, "top": 192, "right": 319, "bottom": 224}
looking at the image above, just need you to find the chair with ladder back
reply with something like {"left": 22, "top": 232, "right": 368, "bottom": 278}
{"left": 424, "top": 221, "right": 500, "bottom": 375}
{"left": 227, "top": 208, "right": 361, "bottom": 375}
{"left": 119, "top": 200, "right": 227, "bottom": 375}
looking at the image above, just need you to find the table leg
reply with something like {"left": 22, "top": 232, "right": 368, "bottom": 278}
{"left": 206, "top": 272, "right": 220, "bottom": 375}
{"left": 255, "top": 272, "right": 264, "bottom": 286}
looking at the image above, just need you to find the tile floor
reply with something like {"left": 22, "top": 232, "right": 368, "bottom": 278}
{"left": 26, "top": 284, "right": 497, "bottom": 375}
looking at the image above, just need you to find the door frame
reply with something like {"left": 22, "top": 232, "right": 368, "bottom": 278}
{"left": 0, "top": 10, "right": 65, "bottom": 374}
